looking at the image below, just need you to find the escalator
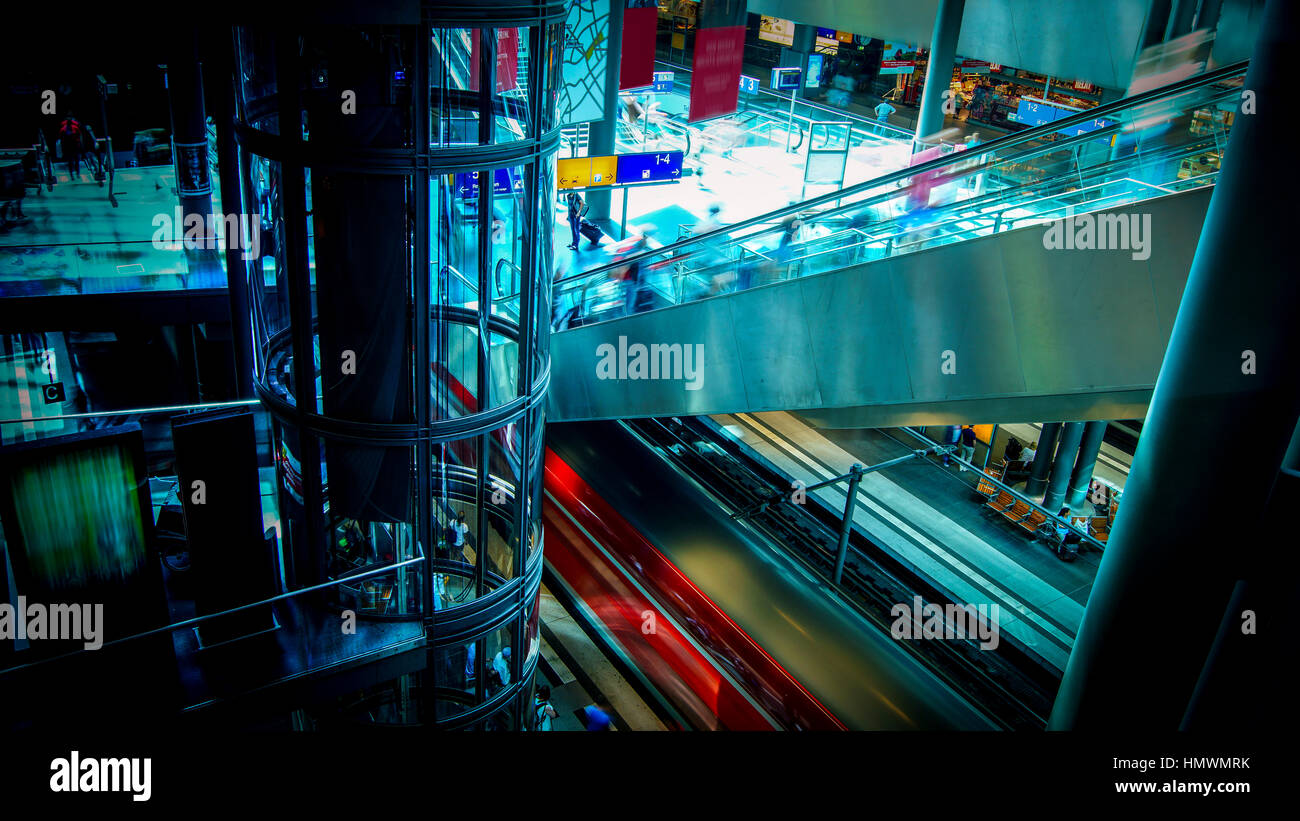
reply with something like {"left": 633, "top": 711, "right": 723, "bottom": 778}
{"left": 547, "top": 62, "right": 1246, "bottom": 426}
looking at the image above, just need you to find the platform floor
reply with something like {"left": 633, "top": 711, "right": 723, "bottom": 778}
{"left": 535, "top": 584, "right": 667, "bottom": 731}
{"left": 709, "top": 411, "right": 1100, "bottom": 673}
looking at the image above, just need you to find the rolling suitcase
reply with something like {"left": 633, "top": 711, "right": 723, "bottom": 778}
{"left": 579, "top": 218, "right": 603, "bottom": 245}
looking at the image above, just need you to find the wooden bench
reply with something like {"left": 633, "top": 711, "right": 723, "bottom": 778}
{"left": 1018, "top": 509, "right": 1048, "bottom": 534}
{"left": 986, "top": 488, "right": 1015, "bottom": 514}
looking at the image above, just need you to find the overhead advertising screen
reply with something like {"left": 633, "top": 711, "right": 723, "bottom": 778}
{"left": 836, "top": 31, "right": 854, "bottom": 43}
{"left": 758, "top": 15, "right": 794, "bottom": 47}
{"left": 814, "top": 36, "right": 839, "bottom": 54}
{"left": 615, "top": 150, "right": 684, "bottom": 183}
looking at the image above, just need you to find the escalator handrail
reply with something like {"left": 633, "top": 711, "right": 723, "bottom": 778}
{"left": 557, "top": 59, "right": 1249, "bottom": 287}
{"left": 574, "top": 134, "right": 1223, "bottom": 308}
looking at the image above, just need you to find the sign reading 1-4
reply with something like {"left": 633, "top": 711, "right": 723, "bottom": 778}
{"left": 453, "top": 168, "right": 522, "bottom": 199}
{"left": 652, "top": 71, "right": 674, "bottom": 93}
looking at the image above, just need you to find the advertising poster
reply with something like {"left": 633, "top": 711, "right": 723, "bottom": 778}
{"left": 688, "top": 0, "right": 747, "bottom": 123}
{"left": 559, "top": 0, "right": 611, "bottom": 125}
{"left": 758, "top": 15, "right": 794, "bottom": 47}
{"left": 620, "top": 0, "right": 659, "bottom": 90}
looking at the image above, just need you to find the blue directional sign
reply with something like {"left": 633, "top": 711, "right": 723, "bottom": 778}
{"left": 1015, "top": 98, "right": 1114, "bottom": 145}
{"left": 453, "top": 168, "right": 522, "bottom": 199}
{"left": 615, "top": 151, "right": 684, "bottom": 184}
{"left": 771, "top": 67, "right": 802, "bottom": 91}
{"left": 652, "top": 71, "right": 675, "bottom": 93}
{"left": 739, "top": 74, "right": 760, "bottom": 95}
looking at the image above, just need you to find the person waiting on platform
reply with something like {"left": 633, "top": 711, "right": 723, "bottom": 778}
{"left": 534, "top": 685, "right": 558, "bottom": 731}
{"left": 1003, "top": 437, "right": 1024, "bottom": 464}
{"left": 1054, "top": 507, "right": 1085, "bottom": 561}
{"left": 1088, "top": 479, "right": 1111, "bottom": 515}
{"left": 958, "top": 425, "right": 977, "bottom": 470}
{"left": 1022, "top": 440, "right": 1038, "bottom": 464}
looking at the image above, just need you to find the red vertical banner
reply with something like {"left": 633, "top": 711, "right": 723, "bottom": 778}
{"left": 688, "top": 26, "right": 745, "bottom": 122}
{"left": 470, "top": 28, "right": 521, "bottom": 93}
{"left": 620, "top": 5, "right": 658, "bottom": 90}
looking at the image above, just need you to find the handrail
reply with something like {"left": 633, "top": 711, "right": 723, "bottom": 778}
{"left": 0, "top": 548, "right": 428, "bottom": 677}
{"left": 558, "top": 59, "right": 1249, "bottom": 286}
{"left": 588, "top": 134, "right": 1221, "bottom": 306}
{"left": 0, "top": 398, "right": 262, "bottom": 427}
{"left": 494, "top": 257, "right": 522, "bottom": 298}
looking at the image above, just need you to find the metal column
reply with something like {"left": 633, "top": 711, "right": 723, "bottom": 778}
{"left": 913, "top": 0, "right": 966, "bottom": 152}
{"left": 1050, "top": 0, "right": 1300, "bottom": 730}
{"left": 832, "top": 464, "right": 865, "bottom": 585}
{"left": 1043, "top": 421, "right": 1084, "bottom": 511}
{"left": 585, "top": 0, "right": 624, "bottom": 223}
{"left": 1025, "top": 422, "right": 1061, "bottom": 497}
{"left": 1066, "top": 421, "right": 1109, "bottom": 508}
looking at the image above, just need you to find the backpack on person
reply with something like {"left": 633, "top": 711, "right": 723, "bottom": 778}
{"left": 59, "top": 119, "right": 81, "bottom": 141}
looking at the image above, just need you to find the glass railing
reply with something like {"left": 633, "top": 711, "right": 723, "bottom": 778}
{"left": 552, "top": 60, "right": 1246, "bottom": 328}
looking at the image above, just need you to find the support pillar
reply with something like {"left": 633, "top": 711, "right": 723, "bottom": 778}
{"left": 166, "top": 36, "right": 214, "bottom": 235}
{"left": 1043, "top": 421, "right": 1084, "bottom": 511}
{"left": 1066, "top": 421, "right": 1109, "bottom": 508}
{"left": 1024, "top": 422, "right": 1061, "bottom": 497}
{"left": 1049, "top": 0, "right": 1300, "bottom": 730}
{"left": 585, "top": 0, "right": 624, "bottom": 223}
{"left": 913, "top": 0, "right": 965, "bottom": 152}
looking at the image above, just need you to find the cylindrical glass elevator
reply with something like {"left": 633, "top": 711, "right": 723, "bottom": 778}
{"left": 231, "top": 1, "right": 563, "bottom": 729}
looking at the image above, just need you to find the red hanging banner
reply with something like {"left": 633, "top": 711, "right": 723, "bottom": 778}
{"left": 470, "top": 27, "right": 520, "bottom": 93}
{"left": 620, "top": 5, "right": 658, "bottom": 90}
{"left": 687, "top": 1, "right": 747, "bottom": 123}
{"left": 687, "top": 25, "right": 745, "bottom": 122}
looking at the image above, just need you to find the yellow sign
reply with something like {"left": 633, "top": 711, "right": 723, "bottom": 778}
{"left": 557, "top": 156, "right": 618, "bottom": 190}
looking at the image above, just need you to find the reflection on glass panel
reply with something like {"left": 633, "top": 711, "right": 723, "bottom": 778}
{"left": 236, "top": 26, "right": 278, "bottom": 134}
{"left": 484, "top": 421, "right": 522, "bottom": 582}
{"left": 430, "top": 28, "right": 479, "bottom": 146}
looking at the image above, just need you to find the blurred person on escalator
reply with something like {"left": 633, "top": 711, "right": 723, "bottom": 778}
{"left": 691, "top": 203, "right": 734, "bottom": 297}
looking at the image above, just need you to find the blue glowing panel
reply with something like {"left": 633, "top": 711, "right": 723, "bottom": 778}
{"left": 771, "top": 67, "right": 801, "bottom": 90}
{"left": 615, "top": 151, "right": 683, "bottom": 184}
{"left": 453, "top": 169, "right": 519, "bottom": 199}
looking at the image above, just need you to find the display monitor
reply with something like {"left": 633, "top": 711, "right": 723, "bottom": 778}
{"left": 0, "top": 425, "right": 165, "bottom": 659}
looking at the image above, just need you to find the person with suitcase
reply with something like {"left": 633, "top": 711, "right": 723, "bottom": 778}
{"left": 566, "top": 191, "right": 584, "bottom": 249}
